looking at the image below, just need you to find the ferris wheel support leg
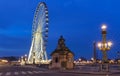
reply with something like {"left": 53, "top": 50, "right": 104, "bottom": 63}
{"left": 44, "top": 51, "right": 48, "bottom": 61}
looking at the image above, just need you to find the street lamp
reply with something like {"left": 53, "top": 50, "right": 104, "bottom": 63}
{"left": 101, "top": 24, "right": 107, "bottom": 30}
{"left": 33, "top": 51, "right": 35, "bottom": 64}
{"left": 24, "top": 54, "right": 27, "bottom": 64}
{"left": 20, "top": 56, "right": 24, "bottom": 65}
{"left": 97, "top": 24, "right": 112, "bottom": 63}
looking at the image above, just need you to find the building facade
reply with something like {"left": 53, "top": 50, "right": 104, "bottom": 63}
{"left": 50, "top": 36, "right": 74, "bottom": 69}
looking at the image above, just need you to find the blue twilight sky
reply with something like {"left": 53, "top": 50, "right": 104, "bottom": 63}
{"left": 0, "top": 0, "right": 120, "bottom": 59}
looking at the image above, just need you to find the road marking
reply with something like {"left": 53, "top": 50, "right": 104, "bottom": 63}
{"left": 14, "top": 72, "right": 19, "bottom": 75}
{"left": 106, "top": 74, "right": 109, "bottom": 76}
{"left": 33, "top": 71, "right": 39, "bottom": 73}
{"left": 21, "top": 71, "right": 27, "bottom": 74}
{"left": 38, "top": 71, "right": 43, "bottom": 73}
{"left": 6, "top": 72, "right": 11, "bottom": 76}
{"left": 0, "top": 73, "right": 3, "bottom": 76}
{"left": 28, "top": 71, "right": 33, "bottom": 74}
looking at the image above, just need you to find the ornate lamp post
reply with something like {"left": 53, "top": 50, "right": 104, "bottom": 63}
{"left": 97, "top": 24, "right": 112, "bottom": 63}
{"left": 24, "top": 54, "right": 27, "bottom": 64}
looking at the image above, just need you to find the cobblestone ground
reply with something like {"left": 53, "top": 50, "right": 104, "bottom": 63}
{"left": 0, "top": 65, "right": 120, "bottom": 76}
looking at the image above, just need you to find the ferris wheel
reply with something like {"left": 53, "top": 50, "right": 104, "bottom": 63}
{"left": 28, "top": 2, "right": 49, "bottom": 64}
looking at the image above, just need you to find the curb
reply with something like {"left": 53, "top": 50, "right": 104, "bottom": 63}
{"left": 59, "top": 71, "right": 120, "bottom": 75}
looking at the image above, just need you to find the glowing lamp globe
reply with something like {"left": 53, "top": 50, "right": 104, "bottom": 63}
{"left": 101, "top": 24, "right": 107, "bottom": 30}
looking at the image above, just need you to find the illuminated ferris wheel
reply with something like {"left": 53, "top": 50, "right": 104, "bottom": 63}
{"left": 28, "top": 2, "right": 49, "bottom": 64}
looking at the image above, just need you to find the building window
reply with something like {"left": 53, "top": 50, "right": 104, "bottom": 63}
{"left": 55, "top": 57, "right": 58, "bottom": 63}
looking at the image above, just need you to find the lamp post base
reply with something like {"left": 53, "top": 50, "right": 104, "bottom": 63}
{"left": 100, "top": 63, "right": 109, "bottom": 72}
